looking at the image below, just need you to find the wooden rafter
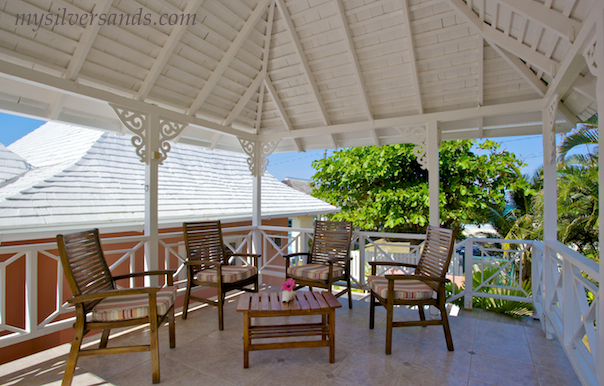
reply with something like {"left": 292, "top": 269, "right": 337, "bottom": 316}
{"left": 333, "top": 0, "right": 372, "bottom": 120}
{"left": 488, "top": 42, "right": 547, "bottom": 97}
{"left": 136, "top": 0, "right": 204, "bottom": 101}
{"left": 187, "top": 0, "right": 271, "bottom": 115}
{"left": 224, "top": 73, "right": 263, "bottom": 126}
{"left": 275, "top": 0, "right": 331, "bottom": 126}
{"left": 447, "top": 0, "right": 557, "bottom": 76}
{"left": 264, "top": 77, "right": 293, "bottom": 131}
{"left": 401, "top": 0, "right": 423, "bottom": 115}
{"left": 64, "top": 0, "right": 113, "bottom": 80}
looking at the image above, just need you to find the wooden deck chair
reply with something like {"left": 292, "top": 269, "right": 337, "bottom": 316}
{"left": 56, "top": 229, "right": 176, "bottom": 385}
{"left": 283, "top": 220, "right": 354, "bottom": 308}
{"left": 367, "top": 225, "right": 456, "bottom": 354}
{"left": 182, "top": 221, "right": 259, "bottom": 330}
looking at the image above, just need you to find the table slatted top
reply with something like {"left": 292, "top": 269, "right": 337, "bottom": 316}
{"left": 236, "top": 291, "right": 342, "bottom": 313}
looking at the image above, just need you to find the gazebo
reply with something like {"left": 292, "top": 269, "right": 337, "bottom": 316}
{"left": 0, "top": 0, "right": 602, "bottom": 384}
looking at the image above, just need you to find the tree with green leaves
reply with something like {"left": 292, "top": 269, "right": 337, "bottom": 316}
{"left": 311, "top": 140, "right": 529, "bottom": 236}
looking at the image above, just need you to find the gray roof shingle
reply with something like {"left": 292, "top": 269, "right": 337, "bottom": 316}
{"left": 0, "top": 122, "right": 337, "bottom": 234}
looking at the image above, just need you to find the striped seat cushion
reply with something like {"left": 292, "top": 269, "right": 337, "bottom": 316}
{"left": 92, "top": 286, "right": 176, "bottom": 322}
{"left": 367, "top": 276, "right": 433, "bottom": 300}
{"left": 195, "top": 265, "right": 257, "bottom": 283}
{"left": 287, "top": 264, "right": 344, "bottom": 281}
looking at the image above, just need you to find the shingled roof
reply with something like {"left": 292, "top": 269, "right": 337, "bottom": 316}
{"left": 0, "top": 122, "right": 337, "bottom": 240}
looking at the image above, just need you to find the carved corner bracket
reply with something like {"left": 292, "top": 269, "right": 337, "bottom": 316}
{"left": 110, "top": 104, "right": 188, "bottom": 164}
{"left": 583, "top": 35, "right": 598, "bottom": 77}
{"left": 397, "top": 125, "right": 428, "bottom": 170}
{"left": 238, "top": 138, "right": 280, "bottom": 177}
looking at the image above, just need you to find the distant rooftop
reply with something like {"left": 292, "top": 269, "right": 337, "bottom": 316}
{"left": 282, "top": 178, "right": 313, "bottom": 196}
{"left": 0, "top": 123, "right": 338, "bottom": 241}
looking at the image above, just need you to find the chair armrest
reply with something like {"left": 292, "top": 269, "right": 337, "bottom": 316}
{"left": 283, "top": 252, "right": 310, "bottom": 258}
{"left": 368, "top": 261, "right": 417, "bottom": 275}
{"left": 113, "top": 270, "right": 176, "bottom": 286}
{"left": 230, "top": 253, "right": 261, "bottom": 267}
{"left": 384, "top": 274, "right": 450, "bottom": 284}
{"left": 283, "top": 252, "right": 309, "bottom": 269}
{"left": 185, "top": 259, "right": 218, "bottom": 266}
{"left": 67, "top": 287, "right": 161, "bottom": 304}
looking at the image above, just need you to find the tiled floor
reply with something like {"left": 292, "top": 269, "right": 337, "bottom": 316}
{"left": 0, "top": 290, "right": 581, "bottom": 386}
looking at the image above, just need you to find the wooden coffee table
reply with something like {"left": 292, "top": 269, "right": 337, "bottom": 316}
{"left": 236, "top": 290, "right": 342, "bottom": 368}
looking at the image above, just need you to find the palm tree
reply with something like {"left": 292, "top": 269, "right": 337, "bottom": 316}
{"left": 557, "top": 116, "right": 598, "bottom": 165}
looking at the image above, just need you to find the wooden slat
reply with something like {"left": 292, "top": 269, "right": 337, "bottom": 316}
{"left": 250, "top": 292, "right": 260, "bottom": 311}
{"left": 237, "top": 293, "right": 251, "bottom": 311}
{"left": 260, "top": 292, "right": 270, "bottom": 311}
{"left": 305, "top": 291, "right": 320, "bottom": 310}
{"left": 296, "top": 292, "right": 310, "bottom": 310}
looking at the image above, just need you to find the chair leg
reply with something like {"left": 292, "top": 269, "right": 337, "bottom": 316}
{"left": 99, "top": 329, "right": 110, "bottom": 348}
{"left": 62, "top": 321, "right": 85, "bottom": 386}
{"left": 254, "top": 276, "right": 259, "bottom": 293}
{"left": 168, "top": 307, "right": 176, "bottom": 349}
{"left": 182, "top": 282, "right": 191, "bottom": 320}
{"left": 440, "top": 304, "right": 454, "bottom": 351}
{"left": 369, "top": 292, "right": 376, "bottom": 330}
{"left": 217, "top": 287, "right": 224, "bottom": 331}
{"left": 347, "top": 275, "right": 353, "bottom": 309}
{"left": 150, "top": 316, "right": 160, "bottom": 383}
{"left": 385, "top": 305, "right": 393, "bottom": 355}
{"left": 418, "top": 305, "right": 426, "bottom": 323}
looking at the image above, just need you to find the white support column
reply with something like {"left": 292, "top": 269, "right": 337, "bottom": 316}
{"left": 584, "top": 7, "right": 604, "bottom": 384}
{"left": 239, "top": 139, "right": 280, "bottom": 264}
{"left": 427, "top": 120, "right": 440, "bottom": 226}
{"left": 542, "top": 97, "right": 558, "bottom": 242}
{"left": 145, "top": 111, "right": 160, "bottom": 286}
{"left": 110, "top": 104, "right": 187, "bottom": 286}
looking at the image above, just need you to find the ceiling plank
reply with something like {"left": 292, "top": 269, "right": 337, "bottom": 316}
{"left": 275, "top": 0, "right": 331, "bottom": 126}
{"left": 400, "top": 0, "right": 423, "bottom": 115}
{"left": 224, "top": 72, "right": 263, "bottom": 126}
{"left": 187, "top": 0, "right": 271, "bottom": 115}
{"left": 495, "top": 0, "right": 581, "bottom": 42}
{"left": 447, "top": 0, "right": 557, "bottom": 76}
{"left": 64, "top": 0, "right": 113, "bottom": 80}
{"left": 488, "top": 42, "right": 547, "bottom": 97}
{"left": 264, "top": 76, "right": 293, "bottom": 131}
{"left": 333, "top": 0, "right": 372, "bottom": 120}
{"left": 136, "top": 0, "right": 204, "bottom": 101}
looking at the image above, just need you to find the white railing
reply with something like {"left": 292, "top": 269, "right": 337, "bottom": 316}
{"left": 1, "top": 226, "right": 601, "bottom": 386}
{"left": 537, "top": 240, "right": 600, "bottom": 386}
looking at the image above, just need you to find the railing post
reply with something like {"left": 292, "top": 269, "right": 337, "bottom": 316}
{"left": 464, "top": 239, "right": 473, "bottom": 309}
{"left": 542, "top": 244, "right": 555, "bottom": 339}
{"left": 531, "top": 243, "right": 541, "bottom": 318}
{"left": 562, "top": 259, "right": 574, "bottom": 347}
{"left": 359, "top": 235, "right": 366, "bottom": 288}
{"left": 25, "top": 252, "right": 38, "bottom": 335}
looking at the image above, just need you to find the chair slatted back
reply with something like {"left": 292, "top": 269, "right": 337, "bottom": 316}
{"left": 415, "top": 226, "right": 456, "bottom": 290}
{"left": 57, "top": 229, "right": 115, "bottom": 313}
{"left": 183, "top": 221, "right": 227, "bottom": 275}
{"left": 309, "top": 220, "right": 353, "bottom": 268}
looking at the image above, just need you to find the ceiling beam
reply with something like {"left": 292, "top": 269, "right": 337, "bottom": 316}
{"left": 275, "top": 0, "right": 330, "bottom": 126}
{"left": 330, "top": 134, "right": 338, "bottom": 150}
{"left": 495, "top": 0, "right": 581, "bottom": 42}
{"left": 447, "top": 0, "right": 557, "bottom": 76}
{"left": 259, "top": 98, "right": 544, "bottom": 141}
{"left": 255, "top": 1, "right": 275, "bottom": 133}
{"left": 557, "top": 101, "right": 580, "bottom": 126}
{"left": 371, "top": 129, "right": 380, "bottom": 146}
{"left": 264, "top": 76, "right": 293, "bottom": 131}
{"left": 488, "top": 42, "right": 547, "bottom": 97}
{"left": 210, "top": 133, "right": 222, "bottom": 149}
{"left": 293, "top": 137, "right": 304, "bottom": 152}
{"left": 478, "top": 36, "right": 484, "bottom": 105}
{"left": 333, "top": 0, "right": 372, "bottom": 120}
{"left": 136, "top": 0, "right": 204, "bottom": 101}
{"left": 64, "top": 0, "right": 113, "bottom": 80}
{"left": 187, "top": 0, "right": 271, "bottom": 115}
{"left": 400, "top": 0, "right": 423, "bottom": 114}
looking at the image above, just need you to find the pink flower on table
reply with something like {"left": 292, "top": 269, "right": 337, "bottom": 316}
{"left": 281, "top": 278, "right": 296, "bottom": 291}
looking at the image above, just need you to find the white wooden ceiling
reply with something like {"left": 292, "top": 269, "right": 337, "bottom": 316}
{"left": 0, "top": 0, "right": 599, "bottom": 154}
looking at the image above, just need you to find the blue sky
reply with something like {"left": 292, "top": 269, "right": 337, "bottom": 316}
{"left": 0, "top": 111, "right": 547, "bottom": 181}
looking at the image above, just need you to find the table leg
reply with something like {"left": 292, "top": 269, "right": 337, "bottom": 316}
{"left": 243, "top": 311, "right": 250, "bottom": 368}
{"left": 328, "top": 309, "right": 335, "bottom": 363}
{"left": 322, "top": 314, "right": 327, "bottom": 340}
